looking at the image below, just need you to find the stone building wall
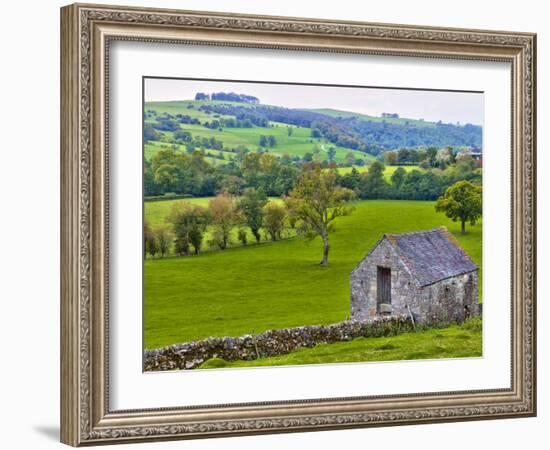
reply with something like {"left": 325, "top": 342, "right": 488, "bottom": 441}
{"left": 418, "top": 271, "right": 479, "bottom": 324}
{"left": 350, "top": 239, "right": 419, "bottom": 320}
{"left": 350, "top": 238, "right": 480, "bottom": 324}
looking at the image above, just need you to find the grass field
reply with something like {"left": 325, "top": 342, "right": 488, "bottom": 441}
{"left": 145, "top": 101, "right": 377, "bottom": 164}
{"left": 199, "top": 318, "right": 482, "bottom": 369}
{"left": 144, "top": 200, "right": 482, "bottom": 349}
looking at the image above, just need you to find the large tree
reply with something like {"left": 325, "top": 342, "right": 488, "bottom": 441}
{"left": 285, "top": 168, "right": 354, "bottom": 266}
{"left": 238, "top": 188, "right": 268, "bottom": 243}
{"left": 435, "top": 180, "right": 482, "bottom": 234}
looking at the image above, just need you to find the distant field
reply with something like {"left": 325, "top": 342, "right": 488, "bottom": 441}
{"left": 144, "top": 100, "right": 377, "bottom": 164}
{"left": 144, "top": 199, "right": 482, "bottom": 349}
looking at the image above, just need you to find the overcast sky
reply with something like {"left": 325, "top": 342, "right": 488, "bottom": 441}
{"left": 144, "top": 78, "right": 483, "bottom": 126}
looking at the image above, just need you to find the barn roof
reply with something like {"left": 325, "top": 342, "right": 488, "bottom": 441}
{"left": 379, "top": 227, "right": 477, "bottom": 287}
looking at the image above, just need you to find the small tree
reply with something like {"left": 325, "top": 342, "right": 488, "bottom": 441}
{"left": 435, "top": 180, "right": 482, "bottom": 234}
{"left": 145, "top": 231, "right": 159, "bottom": 259}
{"left": 267, "top": 135, "right": 277, "bottom": 147}
{"left": 259, "top": 135, "right": 268, "bottom": 147}
{"left": 327, "top": 147, "right": 336, "bottom": 163}
{"left": 285, "top": 168, "right": 354, "bottom": 266}
{"left": 238, "top": 188, "right": 268, "bottom": 243}
{"left": 155, "top": 225, "right": 172, "bottom": 258}
{"left": 237, "top": 228, "right": 248, "bottom": 246}
{"left": 209, "top": 193, "right": 239, "bottom": 250}
{"left": 390, "top": 166, "right": 407, "bottom": 188}
{"left": 263, "top": 202, "right": 287, "bottom": 241}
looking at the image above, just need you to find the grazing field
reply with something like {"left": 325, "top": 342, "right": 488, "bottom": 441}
{"left": 199, "top": 318, "right": 482, "bottom": 369}
{"left": 144, "top": 200, "right": 482, "bottom": 349}
{"left": 306, "top": 108, "right": 437, "bottom": 128}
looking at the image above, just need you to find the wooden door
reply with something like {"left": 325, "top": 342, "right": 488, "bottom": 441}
{"left": 377, "top": 267, "right": 391, "bottom": 311}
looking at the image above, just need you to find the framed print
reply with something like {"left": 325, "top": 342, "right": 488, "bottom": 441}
{"left": 60, "top": 3, "right": 537, "bottom": 446}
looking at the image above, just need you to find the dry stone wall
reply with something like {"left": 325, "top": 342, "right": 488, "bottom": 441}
{"left": 144, "top": 316, "right": 415, "bottom": 371}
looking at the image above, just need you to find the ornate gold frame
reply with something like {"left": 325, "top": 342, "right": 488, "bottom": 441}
{"left": 60, "top": 3, "right": 536, "bottom": 446}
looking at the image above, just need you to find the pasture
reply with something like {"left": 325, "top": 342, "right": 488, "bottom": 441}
{"left": 144, "top": 200, "right": 482, "bottom": 349}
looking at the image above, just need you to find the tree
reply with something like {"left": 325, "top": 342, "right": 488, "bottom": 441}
{"left": 390, "top": 166, "right": 407, "bottom": 188}
{"left": 435, "top": 180, "right": 482, "bottom": 234}
{"left": 285, "top": 168, "right": 354, "bottom": 266}
{"left": 384, "top": 151, "right": 398, "bottom": 165}
{"left": 360, "top": 161, "right": 389, "bottom": 199}
{"left": 263, "top": 202, "right": 287, "bottom": 241}
{"left": 259, "top": 135, "right": 268, "bottom": 147}
{"left": 144, "top": 220, "right": 153, "bottom": 258}
{"left": 327, "top": 147, "right": 337, "bottom": 163}
{"left": 209, "top": 193, "right": 239, "bottom": 250}
{"left": 169, "top": 201, "right": 210, "bottom": 255}
{"left": 287, "top": 127, "right": 293, "bottom": 137}
{"left": 238, "top": 188, "right": 268, "bottom": 243}
{"left": 155, "top": 225, "right": 172, "bottom": 258}
{"left": 145, "top": 229, "right": 159, "bottom": 259}
{"left": 345, "top": 152, "right": 356, "bottom": 166}
{"left": 267, "top": 135, "right": 277, "bottom": 147}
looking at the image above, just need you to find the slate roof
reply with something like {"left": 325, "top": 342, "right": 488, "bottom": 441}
{"left": 382, "top": 227, "right": 478, "bottom": 287}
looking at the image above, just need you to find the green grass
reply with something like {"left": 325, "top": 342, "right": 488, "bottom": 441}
{"left": 198, "top": 319, "right": 482, "bottom": 369}
{"left": 144, "top": 200, "right": 482, "bottom": 349}
{"left": 144, "top": 101, "right": 377, "bottom": 164}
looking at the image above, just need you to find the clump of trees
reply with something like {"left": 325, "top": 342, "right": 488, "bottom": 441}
{"left": 285, "top": 168, "right": 354, "bottom": 266}
{"left": 435, "top": 180, "right": 482, "bottom": 234}
{"left": 144, "top": 221, "right": 174, "bottom": 259}
{"left": 169, "top": 202, "right": 210, "bottom": 255}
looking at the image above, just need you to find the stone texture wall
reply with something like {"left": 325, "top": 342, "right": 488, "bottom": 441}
{"left": 418, "top": 272, "right": 479, "bottom": 324}
{"left": 350, "top": 239, "right": 479, "bottom": 324}
{"left": 144, "top": 316, "right": 415, "bottom": 371}
{"left": 351, "top": 239, "right": 419, "bottom": 320}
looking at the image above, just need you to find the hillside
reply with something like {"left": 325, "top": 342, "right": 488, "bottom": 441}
{"left": 144, "top": 96, "right": 482, "bottom": 164}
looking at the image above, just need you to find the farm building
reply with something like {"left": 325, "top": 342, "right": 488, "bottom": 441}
{"left": 350, "top": 227, "right": 479, "bottom": 325}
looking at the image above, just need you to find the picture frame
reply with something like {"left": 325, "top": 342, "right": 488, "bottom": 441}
{"left": 60, "top": 2, "right": 536, "bottom": 446}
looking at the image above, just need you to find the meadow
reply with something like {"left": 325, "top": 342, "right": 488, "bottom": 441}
{"left": 334, "top": 164, "right": 422, "bottom": 180}
{"left": 144, "top": 199, "right": 482, "bottom": 350}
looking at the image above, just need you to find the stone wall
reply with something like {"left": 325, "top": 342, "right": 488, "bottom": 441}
{"left": 351, "top": 239, "right": 419, "bottom": 320}
{"left": 144, "top": 316, "right": 415, "bottom": 371}
{"left": 350, "top": 239, "right": 479, "bottom": 324}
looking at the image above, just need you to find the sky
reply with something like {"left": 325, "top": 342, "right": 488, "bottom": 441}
{"left": 144, "top": 78, "right": 483, "bottom": 126}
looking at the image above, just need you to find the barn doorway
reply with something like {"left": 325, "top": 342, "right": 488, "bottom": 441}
{"left": 377, "top": 266, "right": 392, "bottom": 315}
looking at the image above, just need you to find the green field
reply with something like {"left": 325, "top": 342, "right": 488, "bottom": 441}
{"left": 145, "top": 100, "right": 377, "bottom": 164}
{"left": 199, "top": 319, "right": 482, "bottom": 369}
{"left": 334, "top": 165, "right": 422, "bottom": 180}
{"left": 144, "top": 200, "right": 482, "bottom": 350}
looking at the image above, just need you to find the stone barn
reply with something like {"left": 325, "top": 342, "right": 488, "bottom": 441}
{"left": 350, "top": 227, "right": 479, "bottom": 324}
